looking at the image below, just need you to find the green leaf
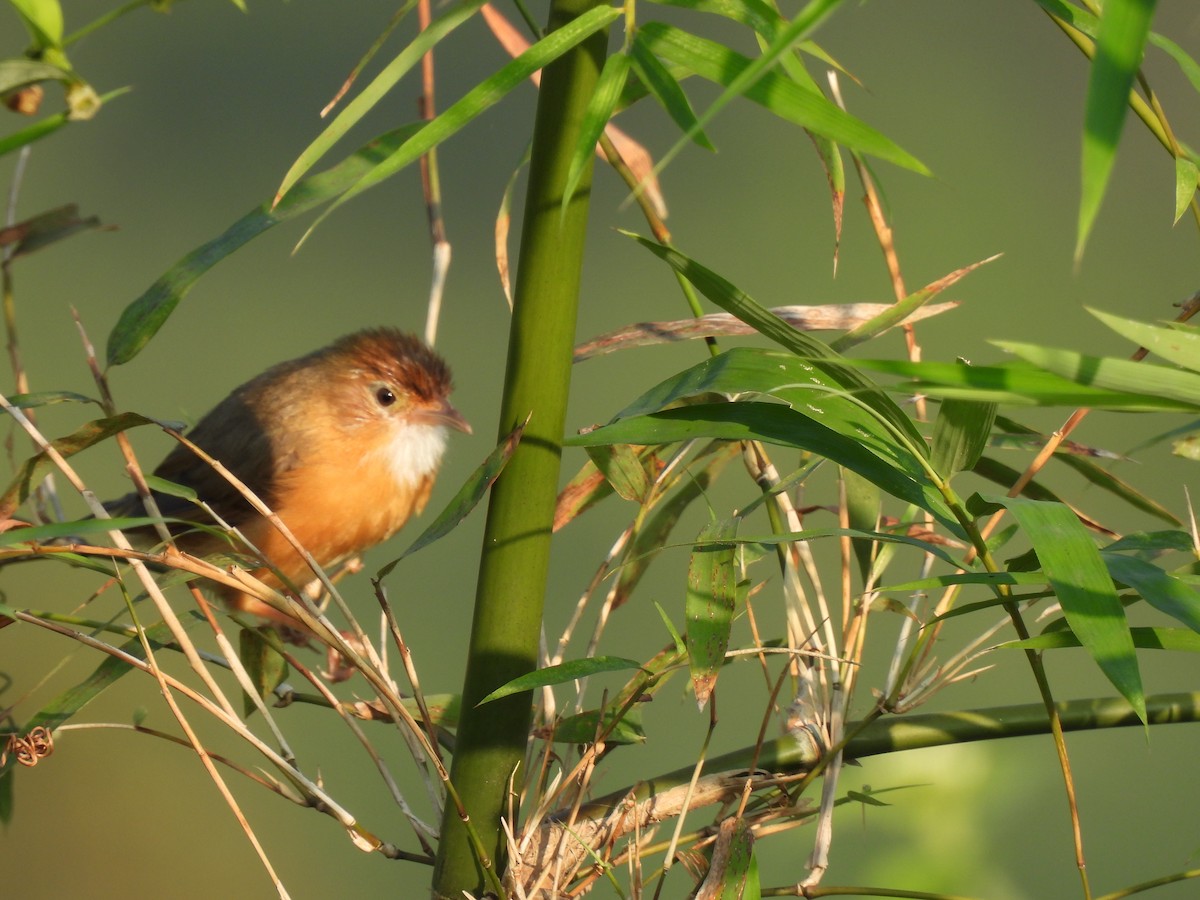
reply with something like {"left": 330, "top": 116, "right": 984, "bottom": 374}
{"left": 981, "top": 495, "right": 1145, "bottom": 723}
{"left": 829, "top": 255, "right": 998, "bottom": 353}
{"left": 972, "top": 455, "right": 1075, "bottom": 508}
{"left": 0, "top": 412, "right": 161, "bottom": 517}
{"left": 880, "top": 571, "right": 1050, "bottom": 593}
{"left": 1103, "top": 552, "right": 1200, "bottom": 634}
{"left": 622, "top": 234, "right": 930, "bottom": 455}
{"left": 400, "top": 693, "right": 461, "bottom": 728}
{"left": 742, "top": 526, "right": 969, "bottom": 570}
{"left": 930, "top": 395, "right": 998, "bottom": 479}
{"left": 296, "top": 4, "right": 622, "bottom": 248}
{"left": 847, "top": 789, "right": 891, "bottom": 807}
{"left": 0, "top": 761, "right": 12, "bottom": 824}
{"left": 17, "top": 618, "right": 195, "bottom": 738}
{"left": 995, "top": 340, "right": 1200, "bottom": 408}
{"left": 563, "top": 51, "right": 630, "bottom": 216}
{"left": 9, "top": 0, "right": 65, "bottom": 49}
{"left": 1103, "top": 530, "right": 1193, "bottom": 555}
{"left": 105, "top": 122, "right": 422, "bottom": 365}
{"left": 2, "top": 203, "right": 104, "bottom": 259}
{"left": 239, "top": 628, "right": 289, "bottom": 718}
{"left": 638, "top": 20, "right": 929, "bottom": 176}
{"left": 1077, "top": 0, "right": 1157, "bottom": 261}
{"left": 7, "top": 390, "right": 96, "bottom": 408}
{"left": 842, "top": 468, "right": 880, "bottom": 582}
{"left": 610, "top": 346, "right": 927, "bottom": 480}
{"left": 143, "top": 474, "right": 198, "bottom": 502}
{"left": 1031, "top": 0, "right": 1098, "bottom": 35}
{"left": 712, "top": 818, "right": 757, "bottom": 900}
{"left": 552, "top": 706, "right": 646, "bottom": 744}
{"left": 992, "top": 415, "right": 1180, "bottom": 525}
{"left": 0, "top": 58, "right": 70, "bottom": 93}
{"left": 610, "top": 443, "right": 739, "bottom": 609}
{"left": 850, "top": 357, "right": 1200, "bottom": 411}
{"left": 569, "top": 402, "right": 949, "bottom": 519}
{"left": 687, "top": 518, "right": 738, "bottom": 709}
{"left": 1174, "top": 156, "right": 1198, "bottom": 224}
{"left": 477, "top": 656, "right": 646, "bottom": 705}
{"left": 1005, "top": 626, "right": 1200, "bottom": 653}
{"left": 629, "top": 34, "right": 714, "bottom": 150}
{"left": 0, "top": 87, "right": 130, "bottom": 159}
{"left": 1148, "top": 31, "right": 1200, "bottom": 94}
{"left": 273, "top": 0, "right": 482, "bottom": 204}
{"left": 654, "top": 0, "right": 790, "bottom": 40}
{"left": 1088, "top": 307, "right": 1200, "bottom": 372}
{"left": 0, "top": 516, "right": 170, "bottom": 547}
{"left": 584, "top": 443, "right": 651, "bottom": 502}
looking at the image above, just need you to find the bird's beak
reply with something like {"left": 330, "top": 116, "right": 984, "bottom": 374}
{"left": 417, "top": 400, "right": 472, "bottom": 435}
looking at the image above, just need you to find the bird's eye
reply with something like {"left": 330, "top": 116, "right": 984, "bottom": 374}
{"left": 375, "top": 386, "right": 397, "bottom": 407}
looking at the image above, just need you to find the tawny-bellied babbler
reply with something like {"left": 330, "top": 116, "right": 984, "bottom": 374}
{"left": 107, "top": 327, "right": 470, "bottom": 632}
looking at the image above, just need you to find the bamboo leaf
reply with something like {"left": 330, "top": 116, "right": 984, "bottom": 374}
{"left": 1088, "top": 307, "right": 1200, "bottom": 372}
{"left": 273, "top": 0, "right": 481, "bottom": 204}
{"left": 297, "top": 5, "right": 622, "bottom": 248}
{"left": 0, "top": 58, "right": 69, "bottom": 93}
{"left": 629, "top": 33, "right": 714, "bottom": 150}
{"left": 1004, "top": 626, "right": 1200, "bottom": 653}
{"left": 477, "top": 656, "right": 646, "bottom": 704}
{"left": 930, "top": 394, "right": 998, "bottom": 479}
{"left": 0, "top": 412, "right": 162, "bottom": 517}
{"left": 1104, "top": 530, "right": 1194, "bottom": 555}
{"left": 1, "top": 204, "right": 105, "bottom": 259}
{"left": 584, "top": 443, "right": 651, "bottom": 502}
{"left": 622, "top": 233, "right": 930, "bottom": 454}
{"left": 570, "top": 402, "right": 950, "bottom": 519}
{"left": 6, "top": 390, "right": 96, "bottom": 409}
{"left": 107, "top": 122, "right": 422, "bottom": 366}
{"left": 992, "top": 415, "right": 1179, "bottom": 525}
{"left": 638, "top": 19, "right": 928, "bottom": 176}
{"left": 687, "top": 518, "right": 738, "bottom": 709}
{"left": 742, "top": 526, "right": 968, "bottom": 570}
{"left": 10, "top": 0, "right": 64, "bottom": 49}
{"left": 1077, "top": 0, "right": 1157, "bottom": 261}
{"left": 1103, "top": 552, "right": 1200, "bottom": 633}
{"left": 654, "top": 0, "right": 790, "bottom": 39}
{"left": 1174, "top": 156, "right": 1198, "bottom": 224}
{"left": 239, "top": 628, "right": 289, "bottom": 718}
{"left": 553, "top": 706, "right": 646, "bottom": 744}
{"left": 611, "top": 443, "right": 739, "bottom": 609}
{"left": 995, "top": 340, "right": 1200, "bottom": 407}
{"left": 829, "top": 254, "right": 1000, "bottom": 352}
{"left": 980, "top": 495, "right": 1145, "bottom": 722}
{"left": 842, "top": 468, "right": 880, "bottom": 582}
{"left": 18, "top": 619, "right": 193, "bottom": 735}
{"left": 0, "top": 516, "right": 169, "bottom": 547}
{"left": 701, "top": 817, "right": 757, "bottom": 899}
{"left": 880, "top": 571, "right": 1050, "bottom": 593}
{"left": 1148, "top": 31, "right": 1200, "bottom": 93}
{"left": 851, "top": 357, "right": 1200, "bottom": 412}
{"left": 609, "top": 346, "right": 926, "bottom": 479}
{"left": 563, "top": 51, "right": 631, "bottom": 215}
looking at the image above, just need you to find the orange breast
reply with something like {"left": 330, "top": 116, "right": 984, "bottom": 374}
{"left": 236, "top": 455, "right": 433, "bottom": 591}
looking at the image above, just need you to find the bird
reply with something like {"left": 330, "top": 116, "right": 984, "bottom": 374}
{"left": 107, "top": 326, "right": 470, "bottom": 633}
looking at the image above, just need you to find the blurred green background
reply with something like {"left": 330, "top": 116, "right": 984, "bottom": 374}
{"left": 2, "top": 1, "right": 1199, "bottom": 897}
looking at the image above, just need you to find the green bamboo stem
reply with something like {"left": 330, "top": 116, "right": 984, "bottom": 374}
{"left": 577, "top": 692, "right": 1200, "bottom": 819}
{"left": 430, "top": 0, "right": 611, "bottom": 895}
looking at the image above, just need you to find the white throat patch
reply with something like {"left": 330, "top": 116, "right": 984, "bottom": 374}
{"left": 378, "top": 424, "right": 450, "bottom": 487}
